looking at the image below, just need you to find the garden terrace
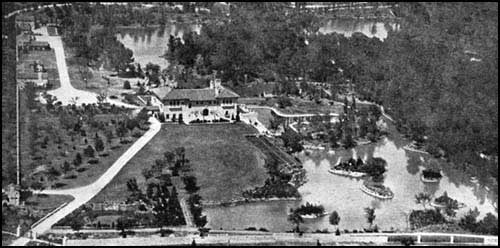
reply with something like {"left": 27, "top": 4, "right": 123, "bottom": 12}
{"left": 259, "top": 97, "right": 344, "bottom": 115}
{"left": 91, "top": 123, "right": 268, "bottom": 203}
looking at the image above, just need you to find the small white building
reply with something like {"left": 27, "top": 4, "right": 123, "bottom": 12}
{"left": 160, "top": 79, "right": 239, "bottom": 123}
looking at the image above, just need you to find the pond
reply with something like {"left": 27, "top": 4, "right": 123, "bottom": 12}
{"left": 116, "top": 24, "right": 202, "bottom": 70}
{"left": 203, "top": 121, "right": 497, "bottom": 232}
{"left": 318, "top": 19, "right": 400, "bottom": 40}
{"left": 116, "top": 19, "right": 397, "bottom": 71}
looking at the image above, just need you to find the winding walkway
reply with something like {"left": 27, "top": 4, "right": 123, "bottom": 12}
{"left": 10, "top": 117, "right": 161, "bottom": 246}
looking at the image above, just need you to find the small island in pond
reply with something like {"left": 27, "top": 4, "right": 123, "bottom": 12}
{"left": 421, "top": 168, "right": 443, "bottom": 183}
{"left": 328, "top": 157, "right": 368, "bottom": 178}
{"left": 360, "top": 181, "right": 394, "bottom": 199}
{"left": 294, "top": 202, "right": 326, "bottom": 219}
{"left": 431, "top": 191, "right": 465, "bottom": 209}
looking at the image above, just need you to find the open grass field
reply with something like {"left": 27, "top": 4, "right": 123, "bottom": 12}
{"left": 91, "top": 123, "right": 269, "bottom": 203}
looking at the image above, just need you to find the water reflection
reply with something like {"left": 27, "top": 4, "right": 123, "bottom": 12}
{"left": 204, "top": 135, "right": 497, "bottom": 232}
{"left": 116, "top": 24, "right": 201, "bottom": 69}
{"left": 318, "top": 19, "right": 399, "bottom": 40}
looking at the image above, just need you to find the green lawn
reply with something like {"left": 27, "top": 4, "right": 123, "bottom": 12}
{"left": 91, "top": 123, "right": 269, "bottom": 203}
{"left": 252, "top": 108, "right": 274, "bottom": 129}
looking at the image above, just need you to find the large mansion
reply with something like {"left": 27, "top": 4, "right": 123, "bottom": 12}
{"left": 153, "top": 79, "right": 239, "bottom": 124}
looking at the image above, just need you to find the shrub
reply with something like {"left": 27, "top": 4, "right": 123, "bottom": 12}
{"left": 64, "top": 174, "right": 77, "bottom": 179}
{"left": 123, "top": 80, "right": 131, "bottom": 89}
{"left": 99, "top": 152, "right": 109, "bottom": 157}
{"left": 88, "top": 159, "right": 99, "bottom": 164}
{"left": 76, "top": 167, "right": 87, "bottom": 172}
{"left": 132, "top": 129, "right": 143, "bottom": 138}
{"left": 52, "top": 182, "right": 67, "bottom": 188}
{"left": 84, "top": 145, "right": 95, "bottom": 157}
{"left": 31, "top": 181, "right": 44, "bottom": 190}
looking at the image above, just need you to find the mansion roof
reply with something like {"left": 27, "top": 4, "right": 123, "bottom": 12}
{"left": 163, "top": 87, "right": 239, "bottom": 101}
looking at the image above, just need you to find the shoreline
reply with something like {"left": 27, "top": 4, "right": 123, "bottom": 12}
{"left": 360, "top": 184, "right": 394, "bottom": 200}
{"left": 202, "top": 197, "right": 301, "bottom": 208}
{"left": 328, "top": 169, "right": 367, "bottom": 178}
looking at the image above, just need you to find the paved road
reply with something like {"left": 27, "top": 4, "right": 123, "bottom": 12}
{"left": 65, "top": 231, "right": 498, "bottom": 246}
{"left": 9, "top": 237, "right": 31, "bottom": 246}
{"left": 28, "top": 117, "right": 161, "bottom": 236}
{"left": 32, "top": 26, "right": 138, "bottom": 108}
{"left": 247, "top": 105, "right": 340, "bottom": 118}
{"left": 4, "top": 3, "right": 130, "bottom": 19}
{"left": 179, "top": 198, "right": 195, "bottom": 227}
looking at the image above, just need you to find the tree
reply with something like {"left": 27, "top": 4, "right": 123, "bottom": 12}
{"left": 329, "top": 211, "right": 340, "bottom": 230}
{"left": 183, "top": 176, "right": 199, "bottom": 193}
{"left": 459, "top": 207, "right": 480, "bottom": 233}
{"left": 62, "top": 161, "right": 71, "bottom": 174}
{"left": 288, "top": 208, "right": 304, "bottom": 233}
{"left": 364, "top": 207, "right": 376, "bottom": 229}
{"left": 281, "top": 128, "right": 303, "bottom": 153}
{"left": 342, "top": 133, "right": 356, "bottom": 149}
{"left": 69, "top": 216, "right": 84, "bottom": 232}
{"left": 84, "top": 145, "right": 95, "bottom": 157}
{"left": 123, "top": 80, "right": 131, "bottom": 89}
{"left": 105, "top": 129, "right": 114, "bottom": 145}
{"left": 164, "top": 151, "right": 176, "bottom": 165}
{"left": 174, "top": 147, "right": 186, "bottom": 166}
{"left": 73, "top": 152, "right": 82, "bottom": 166}
{"left": 94, "top": 135, "right": 105, "bottom": 152}
{"left": 476, "top": 213, "right": 498, "bottom": 235}
{"left": 97, "top": 91, "right": 107, "bottom": 105}
{"left": 415, "top": 192, "right": 432, "bottom": 209}
{"left": 116, "top": 217, "right": 133, "bottom": 238}
{"left": 277, "top": 96, "right": 292, "bottom": 108}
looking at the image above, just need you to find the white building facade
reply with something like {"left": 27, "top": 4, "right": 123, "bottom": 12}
{"left": 160, "top": 79, "right": 239, "bottom": 123}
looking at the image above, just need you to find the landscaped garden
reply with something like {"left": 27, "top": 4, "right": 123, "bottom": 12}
{"left": 91, "top": 123, "right": 268, "bottom": 203}
{"left": 19, "top": 91, "right": 150, "bottom": 191}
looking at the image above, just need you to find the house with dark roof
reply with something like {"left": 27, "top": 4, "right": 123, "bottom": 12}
{"left": 160, "top": 78, "right": 239, "bottom": 123}
{"left": 15, "top": 15, "right": 35, "bottom": 32}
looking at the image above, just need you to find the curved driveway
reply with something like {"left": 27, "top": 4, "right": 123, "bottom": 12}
{"left": 32, "top": 26, "right": 139, "bottom": 108}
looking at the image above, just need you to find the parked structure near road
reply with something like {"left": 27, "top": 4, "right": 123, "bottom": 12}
{"left": 160, "top": 78, "right": 239, "bottom": 123}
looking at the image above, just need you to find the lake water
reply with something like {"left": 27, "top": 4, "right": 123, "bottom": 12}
{"left": 116, "top": 24, "right": 201, "bottom": 70}
{"left": 203, "top": 124, "right": 497, "bottom": 232}
{"left": 116, "top": 19, "right": 397, "bottom": 70}
{"left": 115, "top": 21, "right": 497, "bottom": 232}
{"left": 319, "top": 19, "right": 400, "bottom": 40}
